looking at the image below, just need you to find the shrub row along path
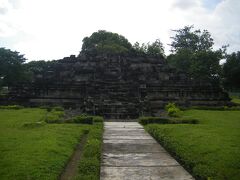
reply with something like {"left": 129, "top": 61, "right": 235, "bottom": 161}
{"left": 101, "top": 122, "right": 194, "bottom": 180}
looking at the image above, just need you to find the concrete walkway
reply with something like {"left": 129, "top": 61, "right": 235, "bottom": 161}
{"left": 100, "top": 122, "right": 194, "bottom": 180}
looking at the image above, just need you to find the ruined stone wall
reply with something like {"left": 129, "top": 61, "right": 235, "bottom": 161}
{"left": 8, "top": 55, "right": 230, "bottom": 118}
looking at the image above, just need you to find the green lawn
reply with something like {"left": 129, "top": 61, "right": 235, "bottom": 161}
{"left": 144, "top": 110, "right": 240, "bottom": 180}
{"left": 0, "top": 108, "right": 103, "bottom": 180}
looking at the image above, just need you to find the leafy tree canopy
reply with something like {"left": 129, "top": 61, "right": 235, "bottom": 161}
{"left": 170, "top": 25, "right": 214, "bottom": 53}
{"left": 81, "top": 30, "right": 165, "bottom": 58}
{"left": 81, "top": 30, "right": 133, "bottom": 56}
{"left": 168, "top": 25, "right": 224, "bottom": 84}
{"left": 223, "top": 51, "right": 240, "bottom": 90}
{"left": 0, "top": 48, "right": 26, "bottom": 87}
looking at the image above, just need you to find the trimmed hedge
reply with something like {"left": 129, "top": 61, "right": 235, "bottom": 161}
{"left": 0, "top": 105, "right": 24, "bottom": 110}
{"left": 180, "top": 106, "right": 240, "bottom": 111}
{"left": 45, "top": 109, "right": 65, "bottom": 123}
{"left": 139, "top": 116, "right": 199, "bottom": 125}
{"left": 72, "top": 116, "right": 93, "bottom": 124}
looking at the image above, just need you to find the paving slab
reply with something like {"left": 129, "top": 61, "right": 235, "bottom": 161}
{"left": 105, "top": 122, "right": 142, "bottom": 126}
{"left": 102, "top": 153, "right": 179, "bottom": 167}
{"left": 104, "top": 130, "right": 146, "bottom": 135}
{"left": 104, "top": 128, "right": 145, "bottom": 133}
{"left": 104, "top": 123, "right": 143, "bottom": 128}
{"left": 104, "top": 135, "right": 153, "bottom": 140}
{"left": 103, "top": 143, "right": 166, "bottom": 153}
{"left": 101, "top": 167, "right": 194, "bottom": 180}
{"left": 103, "top": 139, "right": 157, "bottom": 144}
{"left": 104, "top": 125, "right": 143, "bottom": 128}
{"left": 101, "top": 122, "right": 194, "bottom": 180}
{"left": 104, "top": 130, "right": 148, "bottom": 136}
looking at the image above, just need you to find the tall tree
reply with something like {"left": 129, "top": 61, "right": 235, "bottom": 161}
{"left": 170, "top": 25, "right": 214, "bottom": 53}
{"left": 168, "top": 25, "right": 224, "bottom": 84}
{"left": 0, "top": 48, "right": 26, "bottom": 87}
{"left": 81, "top": 30, "right": 133, "bottom": 56}
{"left": 223, "top": 51, "right": 240, "bottom": 90}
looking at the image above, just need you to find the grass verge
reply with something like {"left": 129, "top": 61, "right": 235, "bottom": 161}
{"left": 0, "top": 108, "right": 103, "bottom": 180}
{"left": 76, "top": 123, "right": 103, "bottom": 180}
{"left": 144, "top": 110, "right": 240, "bottom": 180}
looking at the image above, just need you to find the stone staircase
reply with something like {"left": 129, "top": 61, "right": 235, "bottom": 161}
{"left": 96, "top": 81, "right": 140, "bottom": 119}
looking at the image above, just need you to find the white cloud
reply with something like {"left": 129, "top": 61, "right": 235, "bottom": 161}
{"left": 172, "top": 0, "right": 201, "bottom": 10}
{"left": 0, "top": 0, "right": 11, "bottom": 14}
{"left": 0, "top": 0, "right": 239, "bottom": 60}
{"left": 208, "top": 0, "right": 240, "bottom": 52}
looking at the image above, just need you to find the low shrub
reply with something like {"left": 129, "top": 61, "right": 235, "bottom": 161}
{"left": 165, "top": 103, "right": 182, "bottom": 117}
{"left": 91, "top": 116, "right": 104, "bottom": 123}
{"left": 45, "top": 110, "right": 65, "bottom": 123}
{"left": 0, "top": 105, "right": 24, "bottom": 110}
{"left": 139, "top": 117, "right": 171, "bottom": 125}
{"left": 72, "top": 115, "right": 93, "bottom": 124}
{"left": 45, "top": 114, "right": 61, "bottom": 123}
{"left": 52, "top": 110, "right": 64, "bottom": 117}
{"left": 167, "top": 107, "right": 181, "bottom": 117}
{"left": 165, "top": 102, "right": 176, "bottom": 111}
{"left": 52, "top": 106, "right": 64, "bottom": 111}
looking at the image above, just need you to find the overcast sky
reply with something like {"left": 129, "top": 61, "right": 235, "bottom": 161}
{"left": 0, "top": 0, "right": 239, "bottom": 61}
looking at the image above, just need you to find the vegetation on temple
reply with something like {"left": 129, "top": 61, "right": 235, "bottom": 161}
{"left": 132, "top": 39, "right": 165, "bottom": 58}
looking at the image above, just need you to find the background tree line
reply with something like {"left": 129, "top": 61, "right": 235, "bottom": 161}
{"left": 0, "top": 27, "right": 239, "bottom": 92}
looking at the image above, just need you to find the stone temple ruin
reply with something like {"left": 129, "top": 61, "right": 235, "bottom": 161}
{"left": 8, "top": 55, "right": 230, "bottom": 118}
